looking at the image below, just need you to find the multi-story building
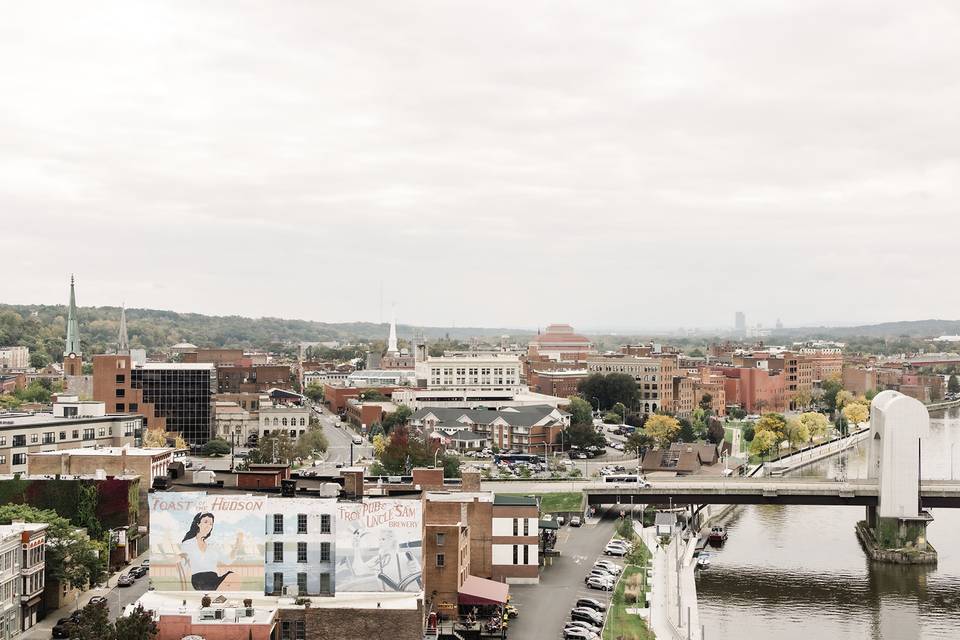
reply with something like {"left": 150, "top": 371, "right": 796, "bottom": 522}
{"left": 93, "top": 356, "right": 215, "bottom": 444}
{"left": 783, "top": 352, "right": 814, "bottom": 409}
{"left": 587, "top": 352, "right": 678, "bottom": 415}
{"left": 0, "top": 523, "right": 47, "bottom": 633}
{"left": 688, "top": 368, "right": 727, "bottom": 415}
{"left": 28, "top": 445, "right": 172, "bottom": 493}
{"left": 416, "top": 353, "right": 522, "bottom": 394}
{"left": 719, "top": 366, "right": 787, "bottom": 413}
{"left": 491, "top": 495, "right": 539, "bottom": 583}
{"left": 672, "top": 376, "right": 695, "bottom": 418}
{"left": 422, "top": 499, "right": 473, "bottom": 608}
{"left": 0, "top": 529, "right": 20, "bottom": 640}
{"left": 0, "top": 397, "right": 141, "bottom": 474}
{"left": 214, "top": 401, "right": 255, "bottom": 440}
{"left": 217, "top": 365, "right": 292, "bottom": 394}
{"left": 411, "top": 405, "right": 568, "bottom": 454}
{"left": 264, "top": 502, "right": 336, "bottom": 597}
{"left": 259, "top": 401, "right": 310, "bottom": 439}
{"left": 526, "top": 324, "right": 594, "bottom": 364}
{"left": 526, "top": 368, "right": 588, "bottom": 398}
{"left": 0, "top": 347, "right": 28, "bottom": 371}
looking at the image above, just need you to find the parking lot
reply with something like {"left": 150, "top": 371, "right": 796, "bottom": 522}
{"left": 508, "top": 505, "right": 640, "bottom": 639}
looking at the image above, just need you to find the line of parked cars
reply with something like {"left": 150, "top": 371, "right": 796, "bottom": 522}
{"left": 584, "top": 558, "right": 623, "bottom": 592}
{"left": 603, "top": 538, "right": 631, "bottom": 557}
{"left": 51, "top": 596, "right": 107, "bottom": 638}
{"left": 118, "top": 560, "right": 149, "bottom": 587}
{"left": 564, "top": 597, "right": 608, "bottom": 639}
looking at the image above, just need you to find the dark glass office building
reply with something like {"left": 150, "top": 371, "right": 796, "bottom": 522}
{"left": 130, "top": 363, "right": 216, "bottom": 444}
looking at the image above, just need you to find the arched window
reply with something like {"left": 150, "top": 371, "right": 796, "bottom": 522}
{"left": 299, "top": 418, "right": 306, "bottom": 426}
{"left": 273, "top": 418, "right": 279, "bottom": 426}
{"left": 282, "top": 418, "right": 288, "bottom": 427}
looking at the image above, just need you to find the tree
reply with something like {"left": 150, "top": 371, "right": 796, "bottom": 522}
{"left": 612, "top": 402, "right": 627, "bottom": 422}
{"left": 797, "top": 411, "right": 831, "bottom": 439}
{"left": 372, "top": 433, "right": 389, "bottom": 458}
{"left": 441, "top": 453, "right": 461, "bottom": 478}
{"left": 699, "top": 393, "right": 713, "bottom": 411}
{"left": 749, "top": 430, "right": 778, "bottom": 458}
{"left": 819, "top": 378, "right": 843, "bottom": 413}
{"left": 295, "top": 426, "right": 329, "bottom": 459}
{"left": 706, "top": 417, "right": 725, "bottom": 444}
{"left": 141, "top": 429, "right": 168, "bottom": 448}
{"left": 381, "top": 405, "right": 412, "bottom": 433}
{"left": 29, "top": 351, "right": 50, "bottom": 368}
{"left": 728, "top": 406, "right": 747, "bottom": 420}
{"left": 114, "top": 604, "right": 159, "bottom": 640}
{"left": 743, "top": 425, "right": 755, "bottom": 442}
{"left": 565, "top": 396, "right": 593, "bottom": 426}
{"left": 835, "top": 390, "right": 855, "bottom": 410}
{"left": 784, "top": 418, "right": 810, "bottom": 449}
{"left": 678, "top": 419, "right": 696, "bottom": 443}
{"left": 842, "top": 402, "right": 869, "bottom": 429}
{"left": 564, "top": 423, "right": 605, "bottom": 449}
{"left": 577, "top": 373, "right": 640, "bottom": 411}
{"left": 67, "top": 602, "right": 157, "bottom": 640}
{"left": 303, "top": 382, "right": 324, "bottom": 403}
{"left": 0, "top": 504, "right": 107, "bottom": 590}
{"left": 791, "top": 390, "right": 813, "bottom": 411}
{"left": 644, "top": 414, "right": 680, "bottom": 448}
{"left": 625, "top": 430, "right": 652, "bottom": 459}
{"left": 251, "top": 430, "right": 296, "bottom": 464}
{"left": 602, "top": 412, "right": 622, "bottom": 424}
{"left": 755, "top": 413, "right": 787, "bottom": 443}
{"left": 201, "top": 438, "right": 231, "bottom": 456}
{"left": 949, "top": 374, "right": 959, "bottom": 394}
{"left": 173, "top": 434, "right": 189, "bottom": 450}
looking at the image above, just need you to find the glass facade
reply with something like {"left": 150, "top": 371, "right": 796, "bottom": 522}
{"left": 130, "top": 366, "right": 215, "bottom": 444}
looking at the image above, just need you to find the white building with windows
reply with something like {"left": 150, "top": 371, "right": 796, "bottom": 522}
{"left": 0, "top": 529, "right": 20, "bottom": 640}
{"left": 259, "top": 402, "right": 310, "bottom": 440}
{"left": 416, "top": 352, "right": 522, "bottom": 393}
{"left": 0, "top": 523, "right": 46, "bottom": 633}
{"left": 264, "top": 500, "right": 337, "bottom": 596}
{"left": 0, "top": 347, "right": 28, "bottom": 370}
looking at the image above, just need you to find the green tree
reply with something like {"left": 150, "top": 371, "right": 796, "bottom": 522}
{"left": 645, "top": 414, "right": 681, "bottom": 447}
{"left": 564, "top": 422, "right": 605, "bottom": 449}
{"left": 625, "top": 430, "right": 652, "bottom": 459}
{"left": 295, "top": 426, "right": 329, "bottom": 459}
{"left": 797, "top": 411, "right": 831, "bottom": 439}
{"left": 755, "top": 413, "right": 787, "bottom": 442}
{"left": 441, "top": 453, "right": 461, "bottom": 479}
{"left": 565, "top": 396, "right": 593, "bottom": 426}
{"left": 0, "top": 504, "right": 107, "bottom": 589}
{"left": 114, "top": 604, "right": 159, "bottom": 640}
{"left": 842, "top": 402, "right": 869, "bottom": 429}
{"left": 250, "top": 430, "right": 296, "bottom": 464}
{"left": 678, "top": 419, "right": 696, "bottom": 442}
{"left": 303, "top": 382, "right": 325, "bottom": 403}
{"left": 784, "top": 417, "right": 810, "bottom": 448}
{"left": 67, "top": 602, "right": 157, "bottom": 640}
{"left": 577, "top": 373, "right": 640, "bottom": 412}
{"left": 381, "top": 405, "right": 413, "bottom": 433}
{"left": 819, "top": 378, "right": 843, "bottom": 413}
{"left": 948, "top": 374, "right": 959, "bottom": 394}
{"left": 612, "top": 402, "right": 627, "bottom": 422}
{"left": 201, "top": 438, "right": 231, "bottom": 456}
{"left": 29, "top": 351, "right": 50, "bottom": 368}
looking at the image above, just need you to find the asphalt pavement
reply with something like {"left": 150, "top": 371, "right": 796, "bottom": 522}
{"left": 508, "top": 505, "right": 638, "bottom": 639}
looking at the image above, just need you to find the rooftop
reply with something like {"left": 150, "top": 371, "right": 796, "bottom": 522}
{"left": 30, "top": 446, "right": 175, "bottom": 457}
{"left": 424, "top": 491, "right": 493, "bottom": 503}
{"left": 493, "top": 494, "right": 538, "bottom": 507}
{"left": 0, "top": 412, "right": 140, "bottom": 428}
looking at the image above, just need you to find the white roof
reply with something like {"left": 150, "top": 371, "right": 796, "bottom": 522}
{"left": 30, "top": 446, "right": 174, "bottom": 457}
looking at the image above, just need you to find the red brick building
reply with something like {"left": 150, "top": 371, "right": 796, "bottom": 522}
{"left": 719, "top": 366, "right": 787, "bottom": 413}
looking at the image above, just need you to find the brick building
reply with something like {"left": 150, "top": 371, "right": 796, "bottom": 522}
{"left": 526, "top": 368, "right": 588, "bottom": 398}
{"left": 587, "top": 352, "right": 679, "bottom": 415}
{"left": 491, "top": 495, "right": 539, "bottom": 583}
{"left": 719, "top": 366, "right": 787, "bottom": 413}
{"left": 672, "top": 376, "right": 694, "bottom": 418}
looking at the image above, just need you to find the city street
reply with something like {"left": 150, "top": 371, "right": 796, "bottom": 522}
{"left": 508, "top": 505, "right": 639, "bottom": 639}
{"left": 23, "top": 555, "right": 150, "bottom": 639}
{"left": 304, "top": 401, "right": 374, "bottom": 471}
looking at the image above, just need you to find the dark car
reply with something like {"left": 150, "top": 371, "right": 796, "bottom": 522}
{"left": 117, "top": 574, "right": 136, "bottom": 587}
{"left": 52, "top": 623, "right": 72, "bottom": 639}
{"left": 87, "top": 595, "right": 108, "bottom": 607}
{"left": 130, "top": 566, "right": 148, "bottom": 578}
{"left": 575, "top": 597, "right": 608, "bottom": 612}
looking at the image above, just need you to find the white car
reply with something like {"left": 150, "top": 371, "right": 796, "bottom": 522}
{"left": 571, "top": 607, "right": 604, "bottom": 626}
{"left": 585, "top": 568, "right": 616, "bottom": 583}
{"left": 565, "top": 620, "right": 601, "bottom": 634}
{"left": 563, "top": 628, "right": 599, "bottom": 640}
{"left": 604, "top": 544, "right": 629, "bottom": 557}
{"left": 594, "top": 560, "right": 622, "bottom": 575}
{"left": 586, "top": 576, "right": 615, "bottom": 591}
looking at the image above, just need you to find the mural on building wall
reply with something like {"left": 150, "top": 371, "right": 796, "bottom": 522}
{"left": 149, "top": 492, "right": 266, "bottom": 591}
{"left": 335, "top": 499, "right": 423, "bottom": 592}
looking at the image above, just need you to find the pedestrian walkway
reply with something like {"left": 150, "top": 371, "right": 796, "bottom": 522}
{"left": 640, "top": 527, "right": 701, "bottom": 640}
{"left": 24, "top": 550, "right": 149, "bottom": 639}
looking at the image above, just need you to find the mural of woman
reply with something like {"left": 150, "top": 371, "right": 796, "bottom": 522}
{"left": 180, "top": 512, "right": 241, "bottom": 590}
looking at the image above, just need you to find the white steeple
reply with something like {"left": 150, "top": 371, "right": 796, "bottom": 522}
{"left": 387, "top": 306, "right": 399, "bottom": 356}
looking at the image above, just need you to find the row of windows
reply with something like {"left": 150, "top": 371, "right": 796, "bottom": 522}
{"left": 270, "top": 513, "right": 332, "bottom": 535}
{"left": 262, "top": 417, "right": 307, "bottom": 427}
{"left": 279, "top": 619, "right": 306, "bottom": 640}
{"left": 430, "top": 367, "right": 518, "bottom": 376}
{"left": 271, "top": 542, "right": 331, "bottom": 563}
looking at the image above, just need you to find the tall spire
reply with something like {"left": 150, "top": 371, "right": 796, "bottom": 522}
{"left": 387, "top": 306, "right": 399, "bottom": 356}
{"left": 64, "top": 275, "right": 81, "bottom": 357}
{"left": 118, "top": 305, "right": 129, "bottom": 354}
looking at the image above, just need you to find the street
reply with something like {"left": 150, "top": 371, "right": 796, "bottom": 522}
{"left": 508, "top": 505, "right": 639, "bottom": 639}
{"left": 23, "top": 555, "right": 150, "bottom": 639}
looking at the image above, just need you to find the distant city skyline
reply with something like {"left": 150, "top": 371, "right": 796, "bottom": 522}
{"left": 2, "top": 2, "right": 958, "bottom": 329}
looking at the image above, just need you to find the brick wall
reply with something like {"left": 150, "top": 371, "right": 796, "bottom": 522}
{"left": 278, "top": 602, "right": 423, "bottom": 640}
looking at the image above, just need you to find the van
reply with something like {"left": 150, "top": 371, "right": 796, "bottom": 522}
{"left": 352, "top": 435, "right": 363, "bottom": 445}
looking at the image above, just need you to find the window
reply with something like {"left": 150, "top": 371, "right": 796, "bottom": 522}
{"left": 128, "top": 403, "right": 138, "bottom": 412}
{"left": 117, "top": 360, "right": 125, "bottom": 369}
{"left": 59, "top": 432, "right": 66, "bottom": 440}
{"left": 83, "top": 429, "right": 94, "bottom": 440}
{"left": 281, "top": 621, "right": 291, "bottom": 640}
{"left": 298, "top": 542, "right": 307, "bottom": 563}
{"left": 273, "top": 542, "right": 283, "bottom": 563}
{"left": 320, "top": 542, "right": 330, "bottom": 562}
{"left": 282, "top": 418, "right": 288, "bottom": 427}
{"left": 116, "top": 403, "right": 125, "bottom": 412}
{"left": 289, "top": 430, "right": 296, "bottom": 438}
{"left": 273, "top": 418, "right": 279, "bottom": 426}
{"left": 523, "top": 519, "right": 529, "bottom": 536}
{"left": 299, "top": 418, "right": 305, "bottom": 426}
{"left": 296, "top": 620, "right": 306, "bottom": 640}
{"left": 0, "top": 456, "right": 5, "bottom": 465}
{"left": 320, "top": 573, "right": 331, "bottom": 594}
{"left": 98, "top": 428, "right": 105, "bottom": 437}
{"left": 72, "top": 430, "right": 79, "bottom": 439}
{"left": 273, "top": 514, "right": 284, "bottom": 534}
{"left": 0, "top": 437, "right": 4, "bottom": 446}
{"left": 297, "top": 572, "right": 307, "bottom": 594}
{"left": 12, "top": 454, "right": 25, "bottom": 466}
{"left": 115, "top": 374, "right": 125, "bottom": 384}
{"left": 273, "top": 572, "right": 284, "bottom": 596}
{"left": 63, "top": 406, "right": 78, "bottom": 418}
{"left": 320, "top": 514, "right": 331, "bottom": 534}
{"left": 297, "top": 514, "right": 307, "bottom": 534}
{"left": 512, "top": 545, "right": 518, "bottom": 565}
{"left": 43, "top": 432, "right": 55, "bottom": 444}
{"left": 436, "top": 554, "right": 445, "bottom": 567}
{"left": 523, "top": 545, "right": 529, "bottom": 565}
{"left": 115, "top": 388, "right": 125, "bottom": 398}
{"left": 30, "top": 434, "right": 38, "bottom": 444}
{"left": 436, "top": 533, "right": 445, "bottom": 547}
{"left": 513, "top": 519, "right": 518, "bottom": 536}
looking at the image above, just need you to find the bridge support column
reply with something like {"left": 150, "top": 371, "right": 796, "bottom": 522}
{"left": 856, "top": 511, "right": 937, "bottom": 565}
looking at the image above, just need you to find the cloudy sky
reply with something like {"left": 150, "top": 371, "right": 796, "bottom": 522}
{"left": 2, "top": 1, "right": 958, "bottom": 331}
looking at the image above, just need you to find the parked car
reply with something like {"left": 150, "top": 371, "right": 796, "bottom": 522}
{"left": 585, "top": 568, "right": 616, "bottom": 583}
{"left": 565, "top": 619, "right": 602, "bottom": 634}
{"left": 556, "top": 515, "right": 565, "bottom": 526}
{"left": 593, "top": 560, "right": 622, "bottom": 576}
{"left": 586, "top": 576, "right": 614, "bottom": 591}
{"left": 569, "top": 516, "right": 582, "bottom": 527}
{"left": 575, "top": 597, "right": 608, "bottom": 612}
{"left": 52, "top": 622, "right": 72, "bottom": 639}
{"left": 604, "top": 544, "right": 629, "bottom": 557}
{"left": 117, "top": 574, "right": 136, "bottom": 587}
{"left": 87, "top": 595, "right": 108, "bottom": 606}
{"left": 141, "top": 559, "right": 150, "bottom": 567}
{"left": 130, "top": 565, "right": 148, "bottom": 578}
{"left": 563, "top": 628, "right": 599, "bottom": 640}
{"left": 571, "top": 607, "right": 604, "bottom": 626}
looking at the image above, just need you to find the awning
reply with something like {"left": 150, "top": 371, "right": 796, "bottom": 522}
{"left": 458, "top": 575, "right": 509, "bottom": 606}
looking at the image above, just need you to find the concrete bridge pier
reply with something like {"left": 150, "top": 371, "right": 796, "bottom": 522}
{"left": 855, "top": 392, "right": 937, "bottom": 564}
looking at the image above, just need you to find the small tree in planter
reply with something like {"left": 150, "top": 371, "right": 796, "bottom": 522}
{"left": 201, "top": 594, "right": 211, "bottom": 608}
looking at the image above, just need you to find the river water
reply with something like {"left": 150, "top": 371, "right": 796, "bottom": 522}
{"left": 697, "top": 406, "right": 960, "bottom": 640}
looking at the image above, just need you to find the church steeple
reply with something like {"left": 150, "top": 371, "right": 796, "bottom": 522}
{"left": 387, "top": 306, "right": 399, "bottom": 356}
{"left": 63, "top": 275, "right": 82, "bottom": 376}
{"left": 117, "top": 305, "right": 129, "bottom": 354}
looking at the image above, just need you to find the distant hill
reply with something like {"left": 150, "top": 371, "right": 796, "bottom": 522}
{"left": 0, "top": 303, "right": 533, "bottom": 364}
{"left": 778, "top": 319, "right": 960, "bottom": 339}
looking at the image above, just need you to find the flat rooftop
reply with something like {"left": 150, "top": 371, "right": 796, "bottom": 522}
{"left": 30, "top": 446, "right": 174, "bottom": 457}
{"left": 425, "top": 491, "right": 493, "bottom": 503}
{"left": 130, "top": 589, "right": 422, "bottom": 618}
{"left": 0, "top": 413, "right": 140, "bottom": 427}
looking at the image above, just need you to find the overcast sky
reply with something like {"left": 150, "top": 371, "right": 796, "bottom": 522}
{"left": 2, "top": 1, "right": 958, "bottom": 331}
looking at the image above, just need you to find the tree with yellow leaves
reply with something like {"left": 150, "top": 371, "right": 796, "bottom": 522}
{"left": 372, "top": 433, "right": 389, "bottom": 458}
{"left": 797, "top": 411, "right": 831, "bottom": 439}
{"left": 842, "top": 402, "right": 869, "bottom": 429}
{"left": 835, "top": 390, "right": 855, "bottom": 410}
{"left": 749, "top": 429, "right": 778, "bottom": 458}
{"left": 142, "top": 429, "right": 168, "bottom": 447}
{"left": 173, "top": 434, "right": 189, "bottom": 450}
{"left": 644, "top": 414, "right": 681, "bottom": 448}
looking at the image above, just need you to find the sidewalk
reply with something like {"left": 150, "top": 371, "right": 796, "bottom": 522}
{"left": 640, "top": 527, "right": 701, "bottom": 640}
{"left": 24, "top": 550, "right": 149, "bottom": 638}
